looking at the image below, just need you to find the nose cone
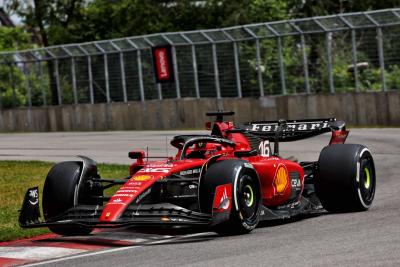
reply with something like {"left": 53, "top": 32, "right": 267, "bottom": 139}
{"left": 99, "top": 174, "right": 158, "bottom": 222}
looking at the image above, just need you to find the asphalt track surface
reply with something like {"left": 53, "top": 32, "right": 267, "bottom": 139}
{"left": 0, "top": 129, "right": 399, "bottom": 266}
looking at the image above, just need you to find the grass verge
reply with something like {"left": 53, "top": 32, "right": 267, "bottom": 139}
{"left": 0, "top": 160, "right": 128, "bottom": 242}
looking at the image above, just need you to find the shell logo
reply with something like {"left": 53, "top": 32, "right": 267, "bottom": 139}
{"left": 133, "top": 175, "right": 152, "bottom": 181}
{"left": 273, "top": 164, "right": 288, "bottom": 194}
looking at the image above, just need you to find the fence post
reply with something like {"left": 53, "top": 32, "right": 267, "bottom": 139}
{"left": 119, "top": 52, "right": 128, "bottom": 102}
{"left": 143, "top": 38, "right": 162, "bottom": 100}
{"left": 143, "top": 37, "right": 163, "bottom": 100}
{"left": 94, "top": 43, "right": 111, "bottom": 103}
{"left": 211, "top": 43, "right": 221, "bottom": 98}
{"left": 313, "top": 18, "right": 334, "bottom": 93}
{"left": 255, "top": 39, "right": 264, "bottom": 97}
{"left": 338, "top": 15, "right": 359, "bottom": 92}
{"left": 104, "top": 54, "right": 110, "bottom": 103}
{"left": 221, "top": 30, "right": 242, "bottom": 98}
{"left": 277, "top": 36, "right": 287, "bottom": 95}
{"left": 201, "top": 32, "right": 221, "bottom": 98}
{"left": 125, "top": 39, "right": 145, "bottom": 102}
{"left": 265, "top": 24, "right": 286, "bottom": 95}
{"left": 38, "top": 62, "right": 47, "bottom": 106}
{"left": 233, "top": 41, "right": 242, "bottom": 98}
{"left": 180, "top": 33, "right": 200, "bottom": 98}
{"left": 71, "top": 57, "right": 78, "bottom": 104}
{"left": 170, "top": 45, "right": 181, "bottom": 98}
{"left": 325, "top": 32, "right": 334, "bottom": 93}
{"left": 192, "top": 45, "right": 200, "bottom": 98}
{"left": 22, "top": 62, "right": 33, "bottom": 129}
{"left": 364, "top": 13, "right": 387, "bottom": 92}
{"left": 377, "top": 27, "right": 387, "bottom": 92}
{"left": 23, "top": 63, "right": 32, "bottom": 108}
{"left": 300, "top": 34, "right": 311, "bottom": 94}
{"left": 157, "top": 83, "right": 163, "bottom": 100}
{"left": 110, "top": 41, "right": 128, "bottom": 102}
{"left": 351, "top": 29, "right": 360, "bottom": 92}
{"left": 61, "top": 46, "right": 78, "bottom": 104}
{"left": 340, "top": 15, "right": 361, "bottom": 92}
{"left": 244, "top": 27, "right": 264, "bottom": 97}
{"left": 137, "top": 50, "right": 145, "bottom": 101}
{"left": 8, "top": 63, "right": 17, "bottom": 107}
{"left": 87, "top": 56, "right": 94, "bottom": 104}
{"left": 54, "top": 59, "right": 62, "bottom": 105}
{"left": 162, "top": 35, "right": 181, "bottom": 99}
{"left": 288, "top": 21, "right": 310, "bottom": 94}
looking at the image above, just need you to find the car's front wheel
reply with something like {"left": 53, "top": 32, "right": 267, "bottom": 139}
{"left": 43, "top": 161, "right": 99, "bottom": 236}
{"left": 218, "top": 169, "right": 261, "bottom": 235}
{"left": 200, "top": 160, "right": 261, "bottom": 235}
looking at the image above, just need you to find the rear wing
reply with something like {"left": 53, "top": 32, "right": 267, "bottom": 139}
{"left": 236, "top": 118, "right": 346, "bottom": 142}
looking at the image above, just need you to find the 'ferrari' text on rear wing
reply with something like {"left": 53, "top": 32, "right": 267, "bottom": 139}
{"left": 237, "top": 118, "right": 346, "bottom": 142}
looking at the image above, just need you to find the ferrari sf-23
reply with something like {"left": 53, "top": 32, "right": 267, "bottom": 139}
{"left": 19, "top": 111, "right": 376, "bottom": 235}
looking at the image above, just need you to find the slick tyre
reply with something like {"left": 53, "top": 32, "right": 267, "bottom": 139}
{"left": 200, "top": 160, "right": 261, "bottom": 235}
{"left": 43, "top": 161, "right": 92, "bottom": 236}
{"left": 316, "top": 144, "right": 376, "bottom": 212}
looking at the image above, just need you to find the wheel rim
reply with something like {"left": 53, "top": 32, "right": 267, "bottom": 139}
{"left": 244, "top": 185, "right": 254, "bottom": 207}
{"left": 359, "top": 157, "right": 375, "bottom": 203}
{"left": 364, "top": 167, "right": 371, "bottom": 189}
{"left": 238, "top": 175, "right": 259, "bottom": 221}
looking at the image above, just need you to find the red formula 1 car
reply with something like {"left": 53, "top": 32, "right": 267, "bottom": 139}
{"left": 19, "top": 111, "right": 376, "bottom": 235}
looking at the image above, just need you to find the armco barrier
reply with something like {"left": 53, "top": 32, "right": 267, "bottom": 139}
{"left": 0, "top": 91, "right": 399, "bottom": 132}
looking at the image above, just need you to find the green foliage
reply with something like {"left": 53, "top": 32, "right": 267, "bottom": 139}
{"left": 0, "top": 64, "right": 25, "bottom": 107}
{"left": 2, "top": 0, "right": 400, "bottom": 105}
{"left": 0, "top": 27, "right": 37, "bottom": 107}
{"left": 5, "top": 0, "right": 289, "bottom": 46}
{"left": 0, "top": 27, "right": 32, "bottom": 51}
{"left": 288, "top": 0, "right": 400, "bottom": 18}
{"left": 386, "top": 65, "right": 400, "bottom": 90}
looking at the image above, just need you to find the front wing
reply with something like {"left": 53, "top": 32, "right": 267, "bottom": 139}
{"left": 19, "top": 187, "right": 324, "bottom": 230}
{"left": 19, "top": 187, "right": 216, "bottom": 229}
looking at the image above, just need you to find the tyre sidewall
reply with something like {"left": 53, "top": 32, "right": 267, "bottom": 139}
{"left": 43, "top": 161, "right": 82, "bottom": 219}
{"left": 356, "top": 148, "right": 376, "bottom": 208}
{"left": 200, "top": 159, "right": 261, "bottom": 234}
{"left": 231, "top": 167, "right": 262, "bottom": 231}
{"left": 43, "top": 161, "right": 93, "bottom": 236}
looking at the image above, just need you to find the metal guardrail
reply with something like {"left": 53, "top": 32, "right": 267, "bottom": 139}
{"left": 1, "top": 8, "right": 400, "bottom": 107}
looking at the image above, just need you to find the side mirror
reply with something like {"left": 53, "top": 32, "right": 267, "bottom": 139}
{"left": 129, "top": 150, "right": 145, "bottom": 164}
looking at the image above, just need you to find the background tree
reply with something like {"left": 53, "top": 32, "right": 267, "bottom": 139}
{"left": 0, "top": 27, "right": 34, "bottom": 108}
{"left": 3, "top": 0, "right": 400, "bottom": 105}
{"left": 5, "top": 0, "right": 400, "bottom": 46}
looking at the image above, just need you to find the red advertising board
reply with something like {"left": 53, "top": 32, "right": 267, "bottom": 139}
{"left": 152, "top": 46, "right": 174, "bottom": 83}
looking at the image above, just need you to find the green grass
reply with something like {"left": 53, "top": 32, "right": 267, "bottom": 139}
{"left": 0, "top": 160, "right": 128, "bottom": 242}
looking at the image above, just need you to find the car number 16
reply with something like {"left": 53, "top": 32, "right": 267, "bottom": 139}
{"left": 258, "top": 140, "right": 270, "bottom": 157}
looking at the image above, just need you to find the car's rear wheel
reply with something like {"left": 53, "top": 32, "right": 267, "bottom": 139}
{"left": 315, "top": 144, "right": 376, "bottom": 212}
{"left": 43, "top": 161, "right": 99, "bottom": 236}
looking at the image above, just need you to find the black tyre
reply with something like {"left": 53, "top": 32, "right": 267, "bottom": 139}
{"left": 316, "top": 144, "right": 376, "bottom": 212}
{"left": 200, "top": 160, "right": 261, "bottom": 235}
{"left": 43, "top": 161, "right": 95, "bottom": 236}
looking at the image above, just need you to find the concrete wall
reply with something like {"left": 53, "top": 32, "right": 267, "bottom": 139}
{"left": 0, "top": 91, "right": 399, "bottom": 132}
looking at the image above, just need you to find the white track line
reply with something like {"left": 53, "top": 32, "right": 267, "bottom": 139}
{"left": 0, "top": 246, "right": 85, "bottom": 261}
{"left": 23, "top": 232, "right": 214, "bottom": 266}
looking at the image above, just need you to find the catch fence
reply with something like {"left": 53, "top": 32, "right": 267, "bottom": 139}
{"left": 1, "top": 8, "right": 400, "bottom": 108}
